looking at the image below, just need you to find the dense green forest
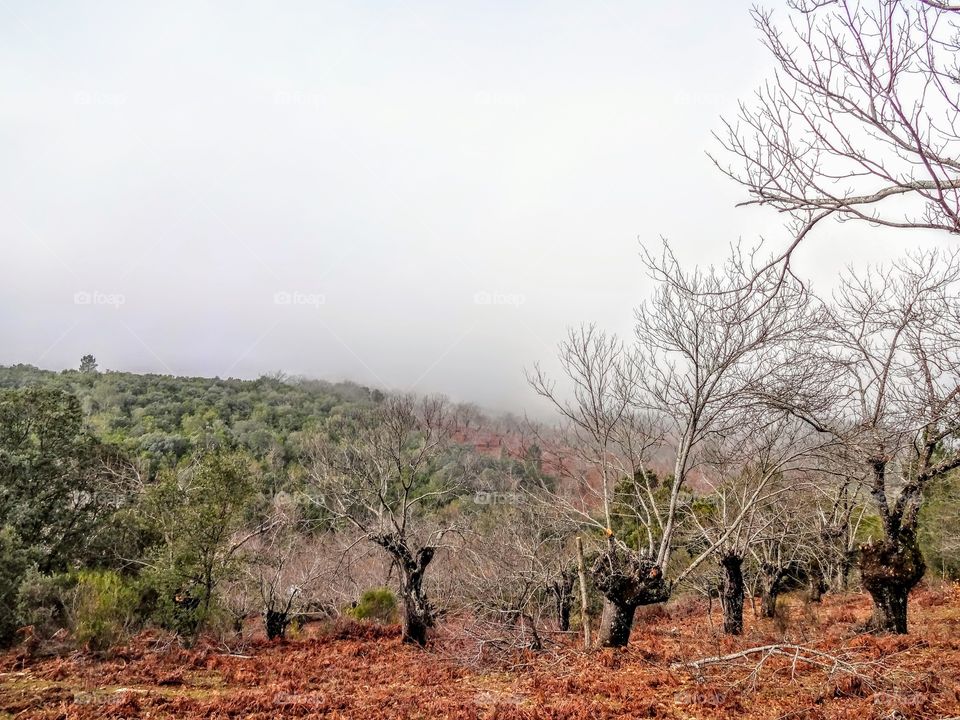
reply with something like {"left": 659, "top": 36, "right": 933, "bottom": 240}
{"left": 0, "top": 362, "right": 380, "bottom": 471}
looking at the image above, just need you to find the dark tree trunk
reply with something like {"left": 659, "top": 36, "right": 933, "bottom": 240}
{"left": 399, "top": 559, "right": 434, "bottom": 646}
{"left": 834, "top": 550, "right": 854, "bottom": 592}
{"left": 402, "top": 601, "right": 430, "bottom": 646}
{"left": 265, "top": 609, "right": 290, "bottom": 640}
{"left": 859, "top": 532, "right": 925, "bottom": 635}
{"left": 868, "top": 584, "right": 911, "bottom": 634}
{"left": 557, "top": 598, "right": 572, "bottom": 632}
{"left": 760, "top": 588, "right": 778, "bottom": 618}
{"left": 373, "top": 533, "right": 436, "bottom": 646}
{"left": 549, "top": 571, "right": 575, "bottom": 632}
{"left": 808, "top": 563, "right": 827, "bottom": 603}
{"left": 758, "top": 564, "right": 786, "bottom": 619}
{"left": 719, "top": 554, "right": 744, "bottom": 635}
{"left": 591, "top": 546, "right": 669, "bottom": 648}
{"left": 598, "top": 598, "right": 637, "bottom": 647}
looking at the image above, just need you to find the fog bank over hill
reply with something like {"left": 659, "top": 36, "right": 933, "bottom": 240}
{"left": 0, "top": 1, "right": 919, "bottom": 413}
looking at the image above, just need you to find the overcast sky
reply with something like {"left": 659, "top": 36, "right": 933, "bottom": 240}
{"left": 0, "top": 1, "right": 924, "bottom": 413}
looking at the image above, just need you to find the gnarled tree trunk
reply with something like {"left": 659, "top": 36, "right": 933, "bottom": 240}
{"left": 807, "top": 563, "right": 827, "bottom": 603}
{"left": 598, "top": 598, "right": 637, "bottom": 647}
{"left": 719, "top": 554, "right": 744, "bottom": 635}
{"left": 374, "top": 533, "right": 435, "bottom": 646}
{"left": 758, "top": 563, "right": 787, "bottom": 619}
{"left": 859, "top": 532, "right": 925, "bottom": 635}
{"left": 591, "top": 547, "right": 669, "bottom": 648}
{"left": 265, "top": 609, "right": 290, "bottom": 640}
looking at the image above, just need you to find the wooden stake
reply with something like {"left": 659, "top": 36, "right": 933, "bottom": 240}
{"left": 575, "top": 536, "right": 592, "bottom": 650}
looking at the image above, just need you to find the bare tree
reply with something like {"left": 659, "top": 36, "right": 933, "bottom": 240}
{"left": 762, "top": 249, "right": 960, "bottom": 632}
{"left": 690, "top": 415, "right": 820, "bottom": 634}
{"left": 529, "top": 246, "right": 813, "bottom": 646}
{"left": 528, "top": 325, "right": 665, "bottom": 647}
{"left": 716, "top": 0, "right": 960, "bottom": 268}
{"left": 810, "top": 471, "right": 870, "bottom": 595}
{"left": 243, "top": 501, "right": 328, "bottom": 640}
{"left": 305, "top": 394, "right": 463, "bottom": 645}
{"left": 455, "top": 504, "right": 574, "bottom": 661}
{"left": 747, "top": 497, "right": 820, "bottom": 619}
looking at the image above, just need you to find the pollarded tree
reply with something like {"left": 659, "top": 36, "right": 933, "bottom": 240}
{"left": 716, "top": 0, "right": 960, "bottom": 265}
{"left": 762, "top": 249, "right": 960, "bottom": 632}
{"left": 689, "top": 414, "right": 821, "bottom": 634}
{"left": 810, "top": 470, "right": 871, "bottom": 595}
{"left": 305, "top": 394, "right": 463, "bottom": 645}
{"left": 528, "top": 325, "right": 666, "bottom": 648}
{"left": 747, "top": 496, "right": 821, "bottom": 619}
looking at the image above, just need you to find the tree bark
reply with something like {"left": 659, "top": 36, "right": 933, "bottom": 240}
{"left": 758, "top": 564, "right": 786, "bottom": 619}
{"left": 374, "top": 533, "right": 435, "bottom": 646}
{"left": 265, "top": 609, "right": 290, "bottom": 640}
{"left": 575, "top": 537, "right": 592, "bottom": 649}
{"left": 550, "top": 570, "right": 575, "bottom": 632}
{"left": 808, "top": 563, "right": 827, "bottom": 603}
{"left": 859, "top": 533, "right": 925, "bottom": 634}
{"left": 719, "top": 554, "right": 744, "bottom": 635}
{"left": 598, "top": 598, "right": 637, "bottom": 648}
{"left": 401, "top": 600, "right": 430, "bottom": 646}
{"left": 557, "top": 597, "right": 572, "bottom": 632}
{"left": 399, "top": 558, "right": 433, "bottom": 646}
{"left": 591, "top": 546, "right": 669, "bottom": 648}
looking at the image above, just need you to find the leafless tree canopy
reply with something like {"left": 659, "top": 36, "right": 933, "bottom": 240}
{"left": 765, "top": 249, "right": 960, "bottom": 536}
{"left": 716, "top": 0, "right": 960, "bottom": 262}
{"left": 756, "top": 248, "right": 960, "bottom": 630}
{"left": 306, "top": 394, "right": 466, "bottom": 645}
{"left": 527, "top": 245, "right": 822, "bottom": 645}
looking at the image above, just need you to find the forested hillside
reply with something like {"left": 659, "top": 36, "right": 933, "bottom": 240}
{"left": 0, "top": 361, "right": 551, "bottom": 651}
{"left": 0, "top": 364, "right": 378, "bottom": 471}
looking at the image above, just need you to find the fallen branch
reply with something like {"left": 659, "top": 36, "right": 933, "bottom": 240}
{"left": 672, "top": 643, "right": 871, "bottom": 681}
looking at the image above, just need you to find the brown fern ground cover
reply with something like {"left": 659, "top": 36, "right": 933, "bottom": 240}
{"left": 2, "top": 585, "right": 959, "bottom": 720}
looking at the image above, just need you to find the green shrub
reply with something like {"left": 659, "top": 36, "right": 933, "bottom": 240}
{"left": 15, "top": 568, "right": 76, "bottom": 641}
{"left": 346, "top": 588, "right": 397, "bottom": 623}
{"left": 17, "top": 570, "right": 139, "bottom": 651}
{"left": 70, "top": 570, "right": 139, "bottom": 650}
{"left": 0, "top": 528, "right": 31, "bottom": 646}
